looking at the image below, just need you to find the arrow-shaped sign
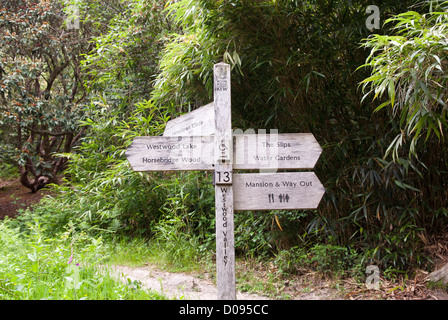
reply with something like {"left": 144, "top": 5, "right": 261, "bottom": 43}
{"left": 233, "top": 172, "right": 325, "bottom": 211}
{"left": 163, "top": 103, "right": 215, "bottom": 137}
{"left": 125, "top": 135, "right": 214, "bottom": 171}
{"left": 125, "top": 62, "right": 325, "bottom": 301}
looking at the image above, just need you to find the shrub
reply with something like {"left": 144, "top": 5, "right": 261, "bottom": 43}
{"left": 0, "top": 220, "right": 166, "bottom": 300}
{"left": 274, "top": 243, "right": 363, "bottom": 279}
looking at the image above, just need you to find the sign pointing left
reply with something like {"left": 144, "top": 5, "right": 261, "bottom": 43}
{"left": 125, "top": 135, "right": 214, "bottom": 171}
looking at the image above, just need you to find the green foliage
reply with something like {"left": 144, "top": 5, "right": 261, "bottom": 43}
{"left": 7, "top": 0, "right": 448, "bottom": 277}
{"left": 0, "top": 0, "right": 169, "bottom": 192}
{"left": 308, "top": 244, "right": 362, "bottom": 277}
{"left": 6, "top": 0, "right": 216, "bottom": 268}
{"left": 153, "top": 172, "right": 215, "bottom": 259}
{"left": 36, "top": 0, "right": 177, "bottom": 238}
{"left": 152, "top": 0, "right": 225, "bottom": 112}
{"left": 0, "top": 0, "right": 91, "bottom": 192}
{"left": 360, "top": 1, "right": 448, "bottom": 160}
{"left": 154, "top": 0, "right": 412, "bottom": 127}
{"left": 0, "top": 220, "right": 166, "bottom": 300}
{"left": 18, "top": 99, "right": 214, "bottom": 266}
{"left": 234, "top": 210, "right": 309, "bottom": 258}
{"left": 274, "top": 243, "right": 363, "bottom": 279}
{"left": 0, "top": 162, "right": 17, "bottom": 180}
{"left": 81, "top": 0, "right": 171, "bottom": 106}
{"left": 38, "top": 99, "right": 169, "bottom": 236}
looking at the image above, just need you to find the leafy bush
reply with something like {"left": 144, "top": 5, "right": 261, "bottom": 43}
{"left": 234, "top": 210, "right": 310, "bottom": 258}
{"left": 274, "top": 244, "right": 363, "bottom": 279}
{"left": 150, "top": 172, "right": 215, "bottom": 268}
{"left": 17, "top": 99, "right": 217, "bottom": 266}
{"left": 308, "top": 244, "right": 362, "bottom": 277}
{"left": 0, "top": 220, "right": 166, "bottom": 300}
{"left": 360, "top": 2, "right": 448, "bottom": 159}
{"left": 0, "top": 0, "right": 91, "bottom": 192}
{"left": 273, "top": 246, "right": 308, "bottom": 275}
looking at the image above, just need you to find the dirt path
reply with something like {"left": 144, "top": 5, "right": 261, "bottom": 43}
{"left": 0, "top": 178, "right": 49, "bottom": 219}
{"left": 111, "top": 265, "right": 271, "bottom": 300}
{"left": 109, "top": 264, "right": 349, "bottom": 300}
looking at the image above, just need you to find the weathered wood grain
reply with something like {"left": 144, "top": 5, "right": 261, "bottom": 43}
{"left": 233, "top": 172, "right": 325, "bottom": 211}
{"left": 124, "top": 62, "right": 326, "bottom": 302}
{"left": 125, "top": 135, "right": 214, "bottom": 171}
{"left": 214, "top": 62, "right": 236, "bottom": 300}
{"left": 233, "top": 133, "right": 322, "bottom": 170}
{"left": 163, "top": 102, "right": 215, "bottom": 137}
{"left": 127, "top": 132, "right": 322, "bottom": 172}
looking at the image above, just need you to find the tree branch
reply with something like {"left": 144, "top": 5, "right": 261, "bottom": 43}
{"left": 24, "top": 126, "right": 71, "bottom": 137}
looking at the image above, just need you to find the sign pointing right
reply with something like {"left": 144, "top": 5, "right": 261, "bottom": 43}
{"left": 233, "top": 172, "right": 325, "bottom": 211}
{"left": 233, "top": 132, "right": 322, "bottom": 170}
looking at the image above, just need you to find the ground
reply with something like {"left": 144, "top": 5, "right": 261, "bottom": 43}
{"left": 1, "top": 178, "right": 448, "bottom": 300}
{"left": 110, "top": 261, "right": 448, "bottom": 300}
{"left": 0, "top": 178, "right": 49, "bottom": 220}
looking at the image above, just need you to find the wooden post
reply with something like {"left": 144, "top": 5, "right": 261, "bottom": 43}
{"left": 213, "top": 62, "right": 236, "bottom": 300}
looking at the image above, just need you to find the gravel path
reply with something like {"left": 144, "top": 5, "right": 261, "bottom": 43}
{"left": 110, "top": 264, "right": 269, "bottom": 300}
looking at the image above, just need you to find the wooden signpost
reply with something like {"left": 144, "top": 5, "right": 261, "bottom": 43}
{"left": 125, "top": 62, "right": 325, "bottom": 300}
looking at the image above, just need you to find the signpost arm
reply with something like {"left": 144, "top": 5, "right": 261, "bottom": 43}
{"left": 213, "top": 62, "right": 236, "bottom": 300}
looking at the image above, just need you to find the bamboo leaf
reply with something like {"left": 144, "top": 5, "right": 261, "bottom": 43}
{"left": 388, "top": 80, "right": 396, "bottom": 107}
